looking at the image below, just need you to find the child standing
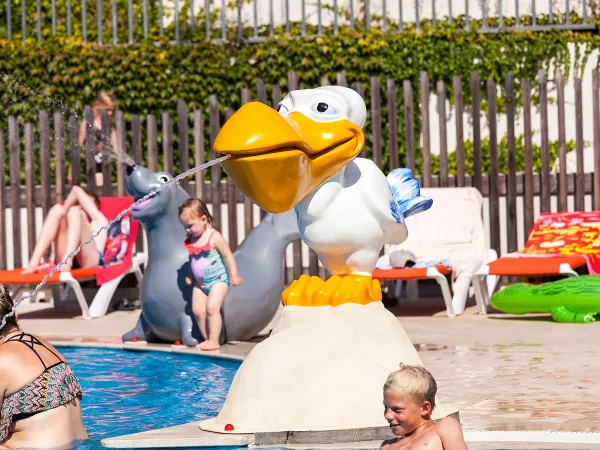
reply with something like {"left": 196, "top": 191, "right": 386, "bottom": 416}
{"left": 178, "top": 198, "right": 242, "bottom": 351}
{"left": 381, "top": 364, "right": 467, "bottom": 450}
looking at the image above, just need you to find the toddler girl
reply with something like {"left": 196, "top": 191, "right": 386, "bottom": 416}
{"left": 178, "top": 198, "right": 242, "bottom": 351}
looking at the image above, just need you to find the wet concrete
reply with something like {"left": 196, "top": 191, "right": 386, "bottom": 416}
{"left": 17, "top": 295, "right": 600, "bottom": 435}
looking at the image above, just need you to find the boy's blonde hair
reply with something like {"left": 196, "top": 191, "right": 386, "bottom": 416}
{"left": 383, "top": 363, "right": 437, "bottom": 410}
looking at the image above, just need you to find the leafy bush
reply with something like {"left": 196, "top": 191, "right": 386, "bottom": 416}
{"left": 1, "top": 23, "right": 597, "bottom": 180}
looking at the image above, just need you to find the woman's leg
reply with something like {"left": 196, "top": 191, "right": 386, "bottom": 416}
{"left": 22, "top": 204, "right": 66, "bottom": 273}
{"left": 70, "top": 209, "right": 106, "bottom": 270}
{"left": 198, "top": 282, "right": 228, "bottom": 351}
{"left": 191, "top": 286, "right": 209, "bottom": 344}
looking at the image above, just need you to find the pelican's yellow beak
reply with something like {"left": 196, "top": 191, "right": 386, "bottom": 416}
{"left": 214, "top": 102, "right": 364, "bottom": 213}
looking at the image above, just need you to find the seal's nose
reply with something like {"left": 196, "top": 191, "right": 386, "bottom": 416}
{"left": 126, "top": 164, "right": 135, "bottom": 176}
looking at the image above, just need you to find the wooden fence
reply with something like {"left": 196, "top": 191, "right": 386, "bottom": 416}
{"left": 2, "top": 0, "right": 596, "bottom": 44}
{"left": 2, "top": 69, "right": 600, "bottom": 283}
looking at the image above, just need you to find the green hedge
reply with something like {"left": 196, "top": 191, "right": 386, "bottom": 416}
{"left": 1, "top": 24, "right": 598, "bottom": 181}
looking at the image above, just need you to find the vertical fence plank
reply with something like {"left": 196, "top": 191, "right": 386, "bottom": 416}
{"left": 575, "top": 77, "right": 585, "bottom": 212}
{"left": 225, "top": 108, "right": 238, "bottom": 251}
{"left": 36, "top": 0, "right": 42, "bottom": 41}
{"left": 131, "top": 115, "right": 142, "bottom": 167}
{"left": 194, "top": 110, "right": 205, "bottom": 198}
{"left": 370, "top": 77, "right": 382, "bottom": 168}
{"left": 0, "top": 131, "right": 6, "bottom": 269}
{"left": 354, "top": 82, "right": 366, "bottom": 158}
{"left": 387, "top": 79, "right": 398, "bottom": 171}
{"left": 336, "top": 72, "right": 347, "bottom": 87}
{"left": 471, "top": 72, "right": 482, "bottom": 192}
{"left": 505, "top": 73, "right": 518, "bottom": 254}
{"left": 240, "top": 88, "right": 253, "bottom": 238}
{"left": 21, "top": 0, "right": 26, "bottom": 40}
{"left": 178, "top": 99, "right": 189, "bottom": 192}
{"left": 522, "top": 78, "right": 535, "bottom": 238}
{"left": 7, "top": 0, "right": 12, "bottom": 40}
{"left": 556, "top": 71, "right": 568, "bottom": 212}
{"left": 82, "top": 0, "right": 87, "bottom": 42}
{"left": 209, "top": 96, "right": 222, "bottom": 231}
{"left": 487, "top": 79, "right": 500, "bottom": 254}
{"left": 112, "top": 0, "right": 117, "bottom": 43}
{"left": 256, "top": 79, "right": 267, "bottom": 104}
{"left": 224, "top": 108, "right": 238, "bottom": 250}
{"left": 453, "top": 76, "right": 465, "bottom": 187}
{"left": 40, "top": 111, "right": 51, "bottom": 215}
{"left": 132, "top": 115, "right": 143, "bottom": 250}
{"left": 127, "top": 0, "right": 133, "bottom": 43}
{"left": 162, "top": 113, "right": 173, "bottom": 174}
{"left": 272, "top": 85, "right": 282, "bottom": 107}
{"left": 403, "top": 80, "right": 414, "bottom": 172}
{"left": 96, "top": 0, "right": 103, "bottom": 44}
{"left": 84, "top": 106, "right": 97, "bottom": 193}
{"left": 205, "top": 0, "right": 210, "bottom": 39}
{"left": 69, "top": 116, "right": 81, "bottom": 186}
{"left": 539, "top": 70, "right": 551, "bottom": 213}
{"left": 25, "top": 124, "right": 36, "bottom": 257}
{"left": 420, "top": 72, "right": 431, "bottom": 186}
{"left": 437, "top": 80, "right": 449, "bottom": 187}
{"left": 593, "top": 70, "right": 600, "bottom": 210}
{"left": 9, "top": 118, "right": 21, "bottom": 269}
{"left": 116, "top": 111, "right": 126, "bottom": 196}
{"left": 100, "top": 109, "right": 112, "bottom": 197}
{"left": 220, "top": 0, "right": 225, "bottom": 40}
{"left": 175, "top": 0, "right": 180, "bottom": 42}
{"left": 54, "top": 113, "right": 66, "bottom": 200}
{"left": 147, "top": 114, "right": 158, "bottom": 172}
{"left": 320, "top": 75, "right": 330, "bottom": 86}
{"left": 143, "top": 0, "right": 148, "bottom": 39}
{"left": 66, "top": 0, "right": 72, "bottom": 35}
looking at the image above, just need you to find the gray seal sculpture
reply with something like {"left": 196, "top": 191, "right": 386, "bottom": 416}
{"left": 122, "top": 165, "right": 300, "bottom": 345}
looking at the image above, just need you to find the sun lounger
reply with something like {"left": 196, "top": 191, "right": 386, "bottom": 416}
{"left": 472, "top": 211, "right": 600, "bottom": 315}
{"left": 0, "top": 196, "right": 146, "bottom": 319}
{"left": 373, "top": 187, "right": 495, "bottom": 317}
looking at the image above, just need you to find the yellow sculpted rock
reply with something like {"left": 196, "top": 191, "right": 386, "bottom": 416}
{"left": 282, "top": 274, "right": 382, "bottom": 307}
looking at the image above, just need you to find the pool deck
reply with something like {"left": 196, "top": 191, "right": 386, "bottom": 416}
{"left": 17, "top": 297, "right": 600, "bottom": 448}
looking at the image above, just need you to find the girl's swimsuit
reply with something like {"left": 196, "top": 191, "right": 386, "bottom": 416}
{"left": 185, "top": 230, "right": 230, "bottom": 294}
{"left": 0, "top": 332, "right": 83, "bottom": 443}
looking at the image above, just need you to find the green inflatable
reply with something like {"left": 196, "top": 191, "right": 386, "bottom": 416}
{"left": 490, "top": 276, "right": 600, "bottom": 323}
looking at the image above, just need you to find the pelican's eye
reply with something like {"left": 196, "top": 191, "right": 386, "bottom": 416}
{"left": 277, "top": 104, "right": 290, "bottom": 116}
{"left": 311, "top": 102, "right": 337, "bottom": 116}
{"left": 157, "top": 174, "right": 170, "bottom": 184}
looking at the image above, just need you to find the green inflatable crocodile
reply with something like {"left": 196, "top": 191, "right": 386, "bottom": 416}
{"left": 490, "top": 276, "right": 600, "bottom": 323}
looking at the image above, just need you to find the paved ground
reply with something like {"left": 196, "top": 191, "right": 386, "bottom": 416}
{"left": 17, "top": 295, "right": 600, "bottom": 435}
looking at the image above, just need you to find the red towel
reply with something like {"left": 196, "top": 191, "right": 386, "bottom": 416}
{"left": 510, "top": 211, "right": 600, "bottom": 275}
{"left": 95, "top": 197, "right": 139, "bottom": 285}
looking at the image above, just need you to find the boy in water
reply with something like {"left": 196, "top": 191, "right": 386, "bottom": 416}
{"left": 381, "top": 364, "right": 468, "bottom": 450}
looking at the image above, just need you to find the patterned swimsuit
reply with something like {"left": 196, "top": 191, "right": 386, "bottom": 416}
{"left": 185, "top": 230, "right": 230, "bottom": 295}
{"left": 0, "top": 333, "right": 83, "bottom": 443}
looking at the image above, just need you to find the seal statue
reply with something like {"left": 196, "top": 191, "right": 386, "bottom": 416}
{"left": 122, "top": 165, "right": 300, "bottom": 345}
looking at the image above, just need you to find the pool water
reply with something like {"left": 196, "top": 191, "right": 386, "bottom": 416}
{"left": 58, "top": 346, "right": 241, "bottom": 450}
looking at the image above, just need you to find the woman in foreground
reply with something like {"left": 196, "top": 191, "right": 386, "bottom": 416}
{"left": 0, "top": 285, "right": 87, "bottom": 449}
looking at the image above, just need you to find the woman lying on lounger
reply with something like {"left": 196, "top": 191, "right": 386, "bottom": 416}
{"left": 0, "top": 285, "right": 88, "bottom": 448}
{"left": 21, "top": 186, "right": 109, "bottom": 274}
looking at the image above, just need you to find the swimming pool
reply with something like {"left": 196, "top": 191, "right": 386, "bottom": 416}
{"left": 49, "top": 346, "right": 585, "bottom": 450}
{"left": 57, "top": 346, "right": 241, "bottom": 450}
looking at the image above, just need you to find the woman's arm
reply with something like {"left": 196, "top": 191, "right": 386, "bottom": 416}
{"left": 111, "top": 128, "right": 120, "bottom": 154}
{"left": 78, "top": 121, "right": 87, "bottom": 146}
{"left": 63, "top": 186, "right": 105, "bottom": 223}
{"left": 213, "top": 232, "right": 242, "bottom": 285}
